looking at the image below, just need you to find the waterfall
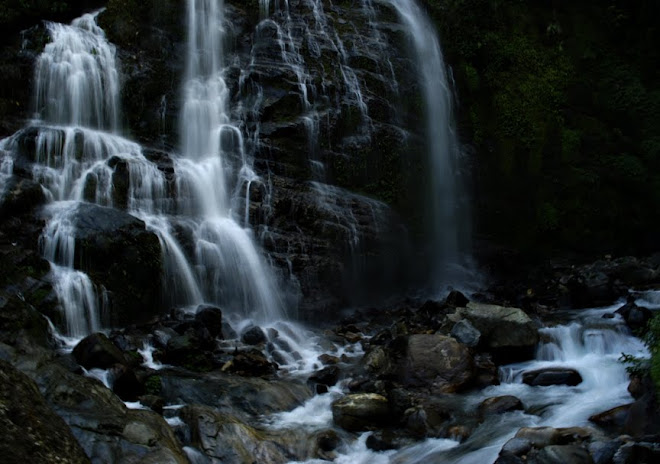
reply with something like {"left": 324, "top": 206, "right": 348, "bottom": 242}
{"left": 383, "top": 0, "right": 473, "bottom": 288}
{"left": 160, "top": 0, "right": 285, "bottom": 321}
{"left": 27, "top": 11, "right": 124, "bottom": 337}
{"left": 0, "top": 4, "right": 286, "bottom": 340}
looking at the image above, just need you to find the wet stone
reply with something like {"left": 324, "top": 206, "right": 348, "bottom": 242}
{"left": 241, "top": 325, "right": 267, "bottom": 345}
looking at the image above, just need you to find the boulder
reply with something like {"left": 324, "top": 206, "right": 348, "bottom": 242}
{"left": 180, "top": 404, "right": 312, "bottom": 463}
{"left": 309, "top": 365, "right": 340, "bottom": 387}
{"left": 588, "top": 440, "right": 622, "bottom": 464}
{"left": 0, "top": 292, "right": 52, "bottom": 353}
{"left": 589, "top": 404, "right": 632, "bottom": 432}
{"left": 458, "top": 302, "right": 539, "bottom": 361}
{"left": 616, "top": 300, "right": 652, "bottom": 332}
{"left": 522, "top": 368, "right": 583, "bottom": 387}
{"left": 0, "top": 360, "right": 90, "bottom": 464}
{"left": 529, "top": 445, "right": 594, "bottom": 464}
{"left": 445, "top": 290, "right": 469, "bottom": 307}
{"left": 72, "top": 332, "right": 126, "bottom": 369}
{"left": 501, "top": 437, "right": 532, "bottom": 456}
{"left": 495, "top": 454, "right": 525, "bottom": 464}
{"left": 111, "top": 364, "right": 145, "bottom": 402}
{"left": 0, "top": 177, "right": 46, "bottom": 219}
{"left": 195, "top": 305, "right": 223, "bottom": 338}
{"left": 515, "top": 427, "right": 563, "bottom": 448}
{"left": 31, "top": 362, "right": 188, "bottom": 463}
{"left": 478, "top": 395, "right": 524, "bottom": 419}
{"left": 225, "top": 349, "right": 277, "bottom": 377}
{"left": 64, "top": 203, "right": 162, "bottom": 326}
{"left": 451, "top": 319, "right": 481, "bottom": 347}
{"left": 402, "top": 334, "right": 475, "bottom": 392}
{"left": 241, "top": 325, "right": 267, "bottom": 345}
{"left": 514, "top": 427, "right": 593, "bottom": 449}
{"left": 162, "top": 330, "right": 213, "bottom": 372}
{"left": 332, "top": 393, "right": 391, "bottom": 431}
{"left": 612, "top": 442, "right": 660, "bottom": 464}
{"left": 158, "top": 370, "right": 311, "bottom": 417}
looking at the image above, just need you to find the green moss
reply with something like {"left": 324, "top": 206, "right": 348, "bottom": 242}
{"left": 144, "top": 375, "right": 162, "bottom": 395}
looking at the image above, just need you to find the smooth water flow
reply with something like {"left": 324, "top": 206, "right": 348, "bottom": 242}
{"left": 26, "top": 11, "right": 123, "bottom": 337}
{"left": 287, "top": 304, "right": 646, "bottom": 464}
{"left": 35, "top": 13, "right": 119, "bottom": 130}
{"left": 0, "top": 5, "right": 288, "bottom": 339}
{"left": 164, "top": 0, "right": 284, "bottom": 321}
{"left": 383, "top": 0, "right": 471, "bottom": 287}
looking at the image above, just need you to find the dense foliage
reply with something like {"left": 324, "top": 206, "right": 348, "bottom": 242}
{"left": 426, "top": 0, "right": 660, "bottom": 257}
{"left": 648, "top": 315, "right": 660, "bottom": 394}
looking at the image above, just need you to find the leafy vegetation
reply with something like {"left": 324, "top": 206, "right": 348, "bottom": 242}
{"left": 425, "top": 0, "right": 660, "bottom": 257}
{"left": 622, "top": 314, "right": 660, "bottom": 395}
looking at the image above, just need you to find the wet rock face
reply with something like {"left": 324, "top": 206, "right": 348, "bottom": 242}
{"left": 72, "top": 332, "right": 126, "bottom": 369}
{"left": 0, "top": 360, "right": 90, "bottom": 464}
{"left": 93, "top": 0, "right": 428, "bottom": 313}
{"left": 478, "top": 395, "right": 524, "bottom": 419}
{"left": 522, "top": 368, "right": 583, "bottom": 387}
{"left": 65, "top": 203, "right": 162, "bottom": 326}
{"left": 332, "top": 393, "right": 391, "bottom": 431}
{"left": 32, "top": 363, "right": 188, "bottom": 463}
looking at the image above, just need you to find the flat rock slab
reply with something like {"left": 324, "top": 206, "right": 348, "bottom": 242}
{"left": 522, "top": 368, "right": 583, "bottom": 387}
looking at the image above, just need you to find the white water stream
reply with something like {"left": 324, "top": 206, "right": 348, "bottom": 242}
{"left": 268, "top": 301, "right": 649, "bottom": 464}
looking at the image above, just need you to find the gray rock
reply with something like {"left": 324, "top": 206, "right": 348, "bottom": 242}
{"left": 589, "top": 404, "right": 632, "bottom": 433}
{"left": 402, "top": 334, "right": 475, "bottom": 392}
{"left": 515, "top": 427, "right": 563, "bottom": 448}
{"left": 195, "top": 305, "right": 223, "bottom": 338}
{"left": 501, "top": 437, "right": 532, "bottom": 456}
{"left": 0, "top": 360, "right": 90, "bottom": 464}
{"left": 522, "top": 368, "right": 583, "bottom": 387}
{"left": 479, "top": 395, "right": 524, "bottom": 418}
{"left": 612, "top": 441, "right": 660, "bottom": 464}
{"left": 31, "top": 362, "right": 188, "bottom": 463}
{"left": 181, "top": 404, "right": 313, "bottom": 463}
{"left": 458, "top": 302, "right": 539, "bottom": 361}
{"left": 332, "top": 393, "right": 391, "bottom": 431}
{"left": 65, "top": 202, "right": 162, "bottom": 326}
{"left": 241, "top": 325, "right": 267, "bottom": 345}
{"left": 530, "top": 445, "right": 594, "bottom": 464}
{"left": 73, "top": 332, "right": 126, "bottom": 369}
{"left": 451, "top": 319, "right": 481, "bottom": 347}
{"left": 588, "top": 440, "right": 622, "bottom": 464}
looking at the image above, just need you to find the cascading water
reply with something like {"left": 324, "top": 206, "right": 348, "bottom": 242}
{"left": 278, "top": 303, "right": 648, "bottom": 464}
{"left": 383, "top": 0, "right": 473, "bottom": 289}
{"left": 161, "top": 0, "right": 285, "bottom": 322}
{"left": 0, "top": 4, "right": 288, "bottom": 340}
{"left": 15, "top": 11, "right": 125, "bottom": 337}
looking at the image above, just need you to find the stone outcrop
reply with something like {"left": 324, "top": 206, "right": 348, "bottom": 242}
{"left": 332, "top": 393, "right": 391, "bottom": 432}
{"left": 0, "top": 360, "right": 90, "bottom": 464}
{"left": 402, "top": 334, "right": 475, "bottom": 392}
{"left": 457, "top": 302, "right": 539, "bottom": 362}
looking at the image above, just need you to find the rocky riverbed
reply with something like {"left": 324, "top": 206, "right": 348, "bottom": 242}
{"left": 2, "top": 256, "right": 660, "bottom": 463}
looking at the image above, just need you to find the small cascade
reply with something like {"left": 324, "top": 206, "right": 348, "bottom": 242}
{"left": 383, "top": 0, "right": 472, "bottom": 288}
{"left": 0, "top": 4, "right": 294, "bottom": 338}
{"left": 22, "top": 11, "right": 126, "bottom": 337}
{"left": 35, "top": 13, "right": 120, "bottom": 130}
{"left": 277, "top": 304, "right": 648, "bottom": 464}
{"left": 248, "top": 0, "right": 380, "bottom": 179}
